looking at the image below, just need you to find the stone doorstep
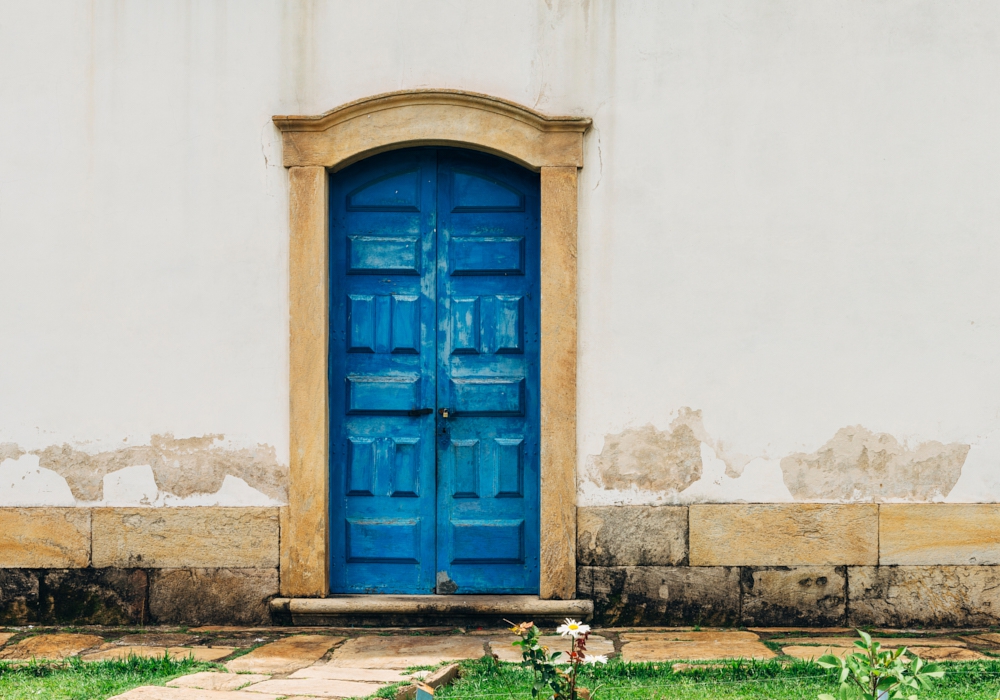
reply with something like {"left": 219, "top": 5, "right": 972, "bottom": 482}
{"left": 273, "top": 594, "right": 594, "bottom": 620}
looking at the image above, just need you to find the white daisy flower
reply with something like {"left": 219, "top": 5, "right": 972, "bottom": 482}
{"left": 584, "top": 654, "right": 608, "bottom": 664}
{"left": 556, "top": 619, "right": 591, "bottom": 638}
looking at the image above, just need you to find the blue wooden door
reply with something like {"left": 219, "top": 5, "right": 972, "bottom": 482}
{"left": 330, "top": 148, "right": 540, "bottom": 594}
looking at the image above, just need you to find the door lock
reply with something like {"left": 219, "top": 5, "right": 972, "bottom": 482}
{"left": 438, "top": 408, "right": 451, "bottom": 418}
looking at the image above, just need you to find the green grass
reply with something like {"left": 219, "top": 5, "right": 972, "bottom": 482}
{"left": 434, "top": 658, "right": 1000, "bottom": 700}
{"left": 0, "top": 655, "right": 217, "bottom": 700}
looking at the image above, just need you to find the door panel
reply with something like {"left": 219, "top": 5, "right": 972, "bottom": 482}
{"left": 435, "top": 150, "right": 540, "bottom": 594}
{"left": 330, "top": 148, "right": 540, "bottom": 595}
{"left": 330, "top": 150, "right": 438, "bottom": 593}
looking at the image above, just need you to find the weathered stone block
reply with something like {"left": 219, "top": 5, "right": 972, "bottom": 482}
{"left": 93, "top": 507, "right": 279, "bottom": 568}
{"left": 848, "top": 566, "right": 1000, "bottom": 627}
{"left": 577, "top": 506, "right": 687, "bottom": 566}
{"left": 149, "top": 568, "right": 278, "bottom": 625}
{"left": 578, "top": 566, "right": 740, "bottom": 626}
{"left": 689, "top": 504, "right": 877, "bottom": 566}
{"left": 740, "top": 566, "right": 846, "bottom": 626}
{"left": 0, "top": 569, "right": 40, "bottom": 624}
{"left": 40, "top": 569, "right": 147, "bottom": 625}
{"left": 0, "top": 508, "right": 90, "bottom": 568}
{"left": 880, "top": 505, "right": 1000, "bottom": 565}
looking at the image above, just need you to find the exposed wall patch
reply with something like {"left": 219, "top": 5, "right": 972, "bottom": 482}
{"left": 780, "top": 426, "right": 969, "bottom": 501}
{"left": 34, "top": 433, "right": 287, "bottom": 503}
{"left": 588, "top": 410, "right": 704, "bottom": 495}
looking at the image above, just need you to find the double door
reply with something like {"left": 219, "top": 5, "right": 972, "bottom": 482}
{"left": 329, "top": 147, "right": 540, "bottom": 594}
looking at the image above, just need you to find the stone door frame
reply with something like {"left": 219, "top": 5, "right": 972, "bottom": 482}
{"left": 273, "top": 90, "right": 591, "bottom": 600}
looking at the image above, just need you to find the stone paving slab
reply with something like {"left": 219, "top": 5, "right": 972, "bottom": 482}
{"left": 489, "top": 634, "right": 615, "bottom": 662}
{"left": 906, "top": 647, "right": 988, "bottom": 661}
{"left": 241, "top": 678, "right": 388, "bottom": 697}
{"left": 82, "top": 645, "right": 235, "bottom": 662}
{"left": 167, "top": 672, "right": 272, "bottom": 691}
{"left": 783, "top": 637, "right": 966, "bottom": 647}
{"left": 329, "top": 635, "right": 487, "bottom": 668}
{"left": 621, "top": 640, "right": 776, "bottom": 662}
{"left": 109, "top": 687, "right": 284, "bottom": 700}
{"left": 290, "top": 665, "right": 415, "bottom": 682}
{"left": 0, "top": 633, "right": 105, "bottom": 660}
{"left": 619, "top": 631, "right": 759, "bottom": 642}
{"left": 226, "top": 635, "right": 345, "bottom": 674}
{"left": 116, "top": 633, "right": 202, "bottom": 647}
{"left": 750, "top": 627, "right": 852, "bottom": 634}
{"left": 782, "top": 645, "right": 986, "bottom": 662}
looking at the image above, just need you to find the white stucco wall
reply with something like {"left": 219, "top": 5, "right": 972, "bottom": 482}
{"left": 1, "top": 0, "right": 999, "bottom": 506}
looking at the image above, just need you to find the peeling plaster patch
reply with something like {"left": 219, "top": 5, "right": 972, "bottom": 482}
{"left": 154, "top": 475, "right": 281, "bottom": 507}
{"left": 780, "top": 426, "right": 969, "bottom": 501}
{"left": 102, "top": 465, "right": 158, "bottom": 506}
{"left": 588, "top": 410, "right": 704, "bottom": 494}
{"left": 0, "top": 443, "right": 25, "bottom": 463}
{"left": 0, "top": 455, "right": 76, "bottom": 506}
{"left": 678, "top": 444, "right": 794, "bottom": 503}
{"left": 33, "top": 433, "right": 287, "bottom": 502}
{"left": 947, "top": 438, "right": 1000, "bottom": 503}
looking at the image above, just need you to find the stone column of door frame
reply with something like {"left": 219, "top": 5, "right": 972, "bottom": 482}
{"left": 274, "top": 90, "right": 591, "bottom": 598}
{"left": 283, "top": 165, "right": 330, "bottom": 596}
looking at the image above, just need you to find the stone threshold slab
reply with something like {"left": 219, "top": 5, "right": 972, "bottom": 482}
{"left": 272, "top": 595, "right": 594, "bottom": 620}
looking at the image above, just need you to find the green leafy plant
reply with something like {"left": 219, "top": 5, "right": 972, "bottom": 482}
{"left": 816, "top": 629, "right": 945, "bottom": 700}
{"left": 508, "top": 619, "right": 607, "bottom": 700}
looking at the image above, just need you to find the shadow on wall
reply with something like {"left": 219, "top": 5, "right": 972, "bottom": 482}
{"left": 583, "top": 408, "right": 970, "bottom": 503}
{"left": 0, "top": 435, "right": 287, "bottom": 507}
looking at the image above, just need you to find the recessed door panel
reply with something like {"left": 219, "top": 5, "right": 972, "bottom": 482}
{"left": 330, "top": 148, "right": 539, "bottom": 594}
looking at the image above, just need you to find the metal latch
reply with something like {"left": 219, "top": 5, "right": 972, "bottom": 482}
{"left": 438, "top": 408, "right": 451, "bottom": 418}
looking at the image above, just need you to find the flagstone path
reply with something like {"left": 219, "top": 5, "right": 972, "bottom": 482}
{"left": 0, "top": 624, "right": 991, "bottom": 698}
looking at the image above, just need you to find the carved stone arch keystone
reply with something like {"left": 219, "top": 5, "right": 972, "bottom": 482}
{"left": 275, "top": 90, "right": 590, "bottom": 600}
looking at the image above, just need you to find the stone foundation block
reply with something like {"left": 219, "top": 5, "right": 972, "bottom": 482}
{"left": 577, "top": 506, "right": 687, "bottom": 566}
{"left": 848, "top": 566, "right": 1000, "bottom": 626}
{"left": 149, "top": 568, "right": 278, "bottom": 625}
{"left": 578, "top": 566, "right": 739, "bottom": 626}
{"left": 0, "top": 569, "right": 40, "bottom": 625}
{"left": 741, "top": 566, "right": 846, "bottom": 626}
{"left": 880, "top": 505, "right": 1000, "bottom": 565}
{"left": 0, "top": 508, "right": 90, "bottom": 568}
{"left": 689, "top": 504, "right": 877, "bottom": 566}
{"left": 40, "top": 569, "right": 147, "bottom": 625}
{"left": 93, "top": 507, "right": 279, "bottom": 568}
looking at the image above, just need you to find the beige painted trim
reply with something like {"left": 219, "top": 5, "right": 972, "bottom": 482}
{"left": 275, "top": 90, "right": 590, "bottom": 599}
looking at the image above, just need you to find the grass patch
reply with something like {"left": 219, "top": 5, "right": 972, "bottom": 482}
{"left": 0, "top": 654, "right": 217, "bottom": 700}
{"left": 434, "top": 657, "right": 1000, "bottom": 700}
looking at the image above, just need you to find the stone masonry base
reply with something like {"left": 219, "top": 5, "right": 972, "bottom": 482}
{"left": 579, "top": 565, "right": 1000, "bottom": 627}
{"left": 0, "top": 568, "right": 278, "bottom": 626}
